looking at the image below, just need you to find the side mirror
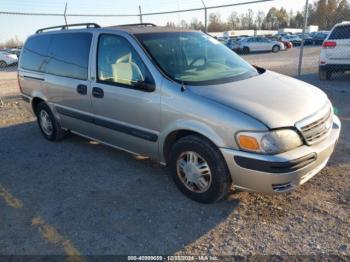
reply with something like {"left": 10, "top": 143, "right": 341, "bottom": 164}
{"left": 135, "top": 81, "right": 156, "bottom": 92}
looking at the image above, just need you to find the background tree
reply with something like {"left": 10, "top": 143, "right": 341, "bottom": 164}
{"left": 178, "top": 19, "right": 189, "bottom": 29}
{"left": 276, "top": 8, "right": 289, "bottom": 28}
{"left": 189, "top": 18, "right": 204, "bottom": 31}
{"left": 255, "top": 11, "right": 265, "bottom": 30}
{"left": 165, "top": 0, "right": 350, "bottom": 33}
{"left": 208, "top": 13, "right": 225, "bottom": 32}
{"left": 263, "top": 7, "right": 278, "bottom": 29}
{"left": 227, "top": 11, "right": 240, "bottom": 30}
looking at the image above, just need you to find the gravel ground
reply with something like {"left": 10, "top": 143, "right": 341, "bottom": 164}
{"left": 0, "top": 49, "right": 349, "bottom": 258}
{"left": 243, "top": 46, "right": 321, "bottom": 76}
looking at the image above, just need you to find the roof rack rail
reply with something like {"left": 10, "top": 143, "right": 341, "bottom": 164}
{"left": 36, "top": 23, "right": 101, "bottom": 34}
{"left": 116, "top": 23, "right": 157, "bottom": 27}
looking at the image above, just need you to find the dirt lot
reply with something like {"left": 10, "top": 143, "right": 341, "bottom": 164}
{"left": 0, "top": 47, "right": 349, "bottom": 258}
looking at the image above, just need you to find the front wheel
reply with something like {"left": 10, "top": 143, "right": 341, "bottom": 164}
{"left": 169, "top": 135, "right": 232, "bottom": 203}
{"left": 272, "top": 45, "right": 280, "bottom": 53}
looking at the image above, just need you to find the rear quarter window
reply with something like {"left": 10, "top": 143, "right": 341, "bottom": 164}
{"left": 20, "top": 35, "right": 51, "bottom": 72}
{"left": 329, "top": 25, "right": 350, "bottom": 40}
{"left": 46, "top": 33, "right": 92, "bottom": 80}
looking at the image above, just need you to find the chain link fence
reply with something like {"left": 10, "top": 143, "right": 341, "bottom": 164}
{"left": 0, "top": 0, "right": 349, "bottom": 82}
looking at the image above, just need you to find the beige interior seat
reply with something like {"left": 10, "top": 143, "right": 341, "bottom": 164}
{"left": 111, "top": 53, "right": 144, "bottom": 85}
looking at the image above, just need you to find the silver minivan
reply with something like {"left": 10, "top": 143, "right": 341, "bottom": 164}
{"left": 18, "top": 23, "right": 341, "bottom": 203}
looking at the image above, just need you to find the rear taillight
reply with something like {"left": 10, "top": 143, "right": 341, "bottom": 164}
{"left": 322, "top": 41, "right": 336, "bottom": 48}
{"left": 17, "top": 73, "right": 23, "bottom": 93}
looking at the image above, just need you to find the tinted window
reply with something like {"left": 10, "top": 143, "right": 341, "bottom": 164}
{"left": 20, "top": 35, "right": 50, "bottom": 72}
{"left": 329, "top": 25, "right": 350, "bottom": 40}
{"left": 46, "top": 33, "right": 92, "bottom": 80}
{"left": 97, "top": 34, "right": 153, "bottom": 88}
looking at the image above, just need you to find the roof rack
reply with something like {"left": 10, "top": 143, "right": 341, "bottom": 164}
{"left": 36, "top": 23, "right": 101, "bottom": 34}
{"left": 116, "top": 23, "right": 157, "bottom": 27}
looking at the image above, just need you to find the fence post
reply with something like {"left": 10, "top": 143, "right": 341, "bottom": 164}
{"left": 200, "top": 0, "right": 207, "bottom": 33}
{"left": 63, "top": 2, "right": 68, "bottom": 25}
{"left": 139, "top": 5, "right": 143, "bottom": 23}
{"left": 298, "top": 0, "right": 309, "bottom": 76}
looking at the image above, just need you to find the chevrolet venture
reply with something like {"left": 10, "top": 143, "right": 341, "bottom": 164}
{"left": 18, "top": 23, "right": 341, "bottom": 203}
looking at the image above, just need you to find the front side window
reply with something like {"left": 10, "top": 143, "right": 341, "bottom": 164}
{"left": 136, "top": 32, "right": 258, "bottom": 85}
{"left": 97, "top": 34, "right": 152, "bottom": 87}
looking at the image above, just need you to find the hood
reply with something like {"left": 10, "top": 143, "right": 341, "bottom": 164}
{"left": 187, "top": 70, "right": 328, "bottom": 128}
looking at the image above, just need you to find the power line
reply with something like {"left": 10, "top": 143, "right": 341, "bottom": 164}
{"left": 0, "top": 0, "right": 274, "bottom": 17}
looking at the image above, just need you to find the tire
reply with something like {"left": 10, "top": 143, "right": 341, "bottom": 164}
{"left": 35, "top": 102, "right": 67, "bottom": 141}
{"left": 169, "top": 135, "right": 232, "bottom": 203}
{"left": 272, "top": 45, "right": 280, "bottom": 53}
{"left": 242, "top": 47, "right": 250, "bottom": 54}
{"left": 319, "top": 69, "right": 331, "bottom": 81}
{"left": 0, "top": 60, "right": 7, "bottom": 68}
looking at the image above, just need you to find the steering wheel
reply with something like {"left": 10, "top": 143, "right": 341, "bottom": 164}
{"left": 189, "top": 56, "right": 207, "bottom": 68}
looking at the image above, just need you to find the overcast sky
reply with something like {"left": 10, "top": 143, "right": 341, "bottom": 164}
{"left": 0, "top": 0, "right": 315, "bottom": 41}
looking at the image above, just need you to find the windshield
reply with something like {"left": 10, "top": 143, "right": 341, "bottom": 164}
{"left": 135, "top": 31, "right": 259, "bottom": 85}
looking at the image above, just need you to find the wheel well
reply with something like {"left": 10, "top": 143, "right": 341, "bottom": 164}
{"left": 31, "top": 97, "right": 44, "bottom": 114}
{"left": 163, "top": 130, "right": 216, "bottom": 164}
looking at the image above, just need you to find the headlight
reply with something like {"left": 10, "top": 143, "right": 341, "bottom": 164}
{"left": 236, "top": 129, "right": 303, "bottom": 154}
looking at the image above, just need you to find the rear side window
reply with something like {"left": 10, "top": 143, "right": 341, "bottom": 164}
{"left": 20, "top": 35, "right": 50, "bottom": 72}
{"left": 329, "top": 25, "right": 350, "bottom": 40}
{"left": 46, "top": 33, "right": 92, "bottom": 80}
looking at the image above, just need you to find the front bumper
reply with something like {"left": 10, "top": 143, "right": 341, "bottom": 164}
{"left": 220, "top": 115, "right": 341, "bottom": 193}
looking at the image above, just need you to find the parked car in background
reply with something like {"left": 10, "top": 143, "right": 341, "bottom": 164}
{"left": 297, "top": 33, "right": 314, "bottom": 45}
{"left": 275, "top": 32, "right": 292, "bottom": 39}
{"left": 319, "top": 22, "right": 350, "bottom": 80}
{"left": 270, "top": 36, "right": 293, "bottom": 49}
{"left": 6, "top": 48, "right": 22, "bottom": 58}
{"left": 226, "top": 37, "right": 245, "bottom": 51}
{"left": 239, "top": 37, "right": 285, "bottom": 54}
{"left": 312, "top": 31, "right": 329, "bottom": 45}
{"left": 280, "top": 40, "right": 293, "bottom": 49}
{"left": 280, "top": 35, "right": 302, "bottom": 46}
{"left": 0, "top": 51, "right": 18, "bottom": 67}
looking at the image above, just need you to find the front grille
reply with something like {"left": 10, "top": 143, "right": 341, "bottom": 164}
{"left": 296, "top": 105, "right": 333, "bottom": 145}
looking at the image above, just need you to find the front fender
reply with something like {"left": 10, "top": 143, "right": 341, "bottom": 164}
{"left": 159, "top": 119, "right": 226, "bottom": 163}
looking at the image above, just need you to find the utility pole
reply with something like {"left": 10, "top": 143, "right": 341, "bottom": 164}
{"left": 298, "top": 0, "right": 309, "bottom": 76}
{"left": 63, "top": 2, "right": 68, "bottom": 25}
{"left": 139, "top": 5, "right": 143, "bottom": 23}
{"left": 200, "top": 0, "right": 207, "bottom": 33}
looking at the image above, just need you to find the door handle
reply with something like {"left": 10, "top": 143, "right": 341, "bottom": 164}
{"left": 92, "top": 87, "right": 104, "bottom": 98}
{"left": 77, "top": 84, "right": 87, "bottom": 95}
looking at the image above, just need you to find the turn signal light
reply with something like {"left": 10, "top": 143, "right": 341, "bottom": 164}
{"left": 237, "top": 135, "right": 260, "bottom": 151}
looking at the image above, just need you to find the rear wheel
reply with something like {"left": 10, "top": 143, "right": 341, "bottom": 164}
{"left": 319, "top": 69, "right": 332, "bottom": 81}
{"left": 242, "top": 47, "right": 250, "bottom": 54}
{"left": 272, "top": 45, "right": 280, "bottom": 53}
{"left": 36, "top": 102, "right": 67, "bottom": 141}
{"left": 0, "top": 60, "right": 7, "bottom": 68}
{"left": 169, "top": 135, "right": 232, "bottom": 203}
